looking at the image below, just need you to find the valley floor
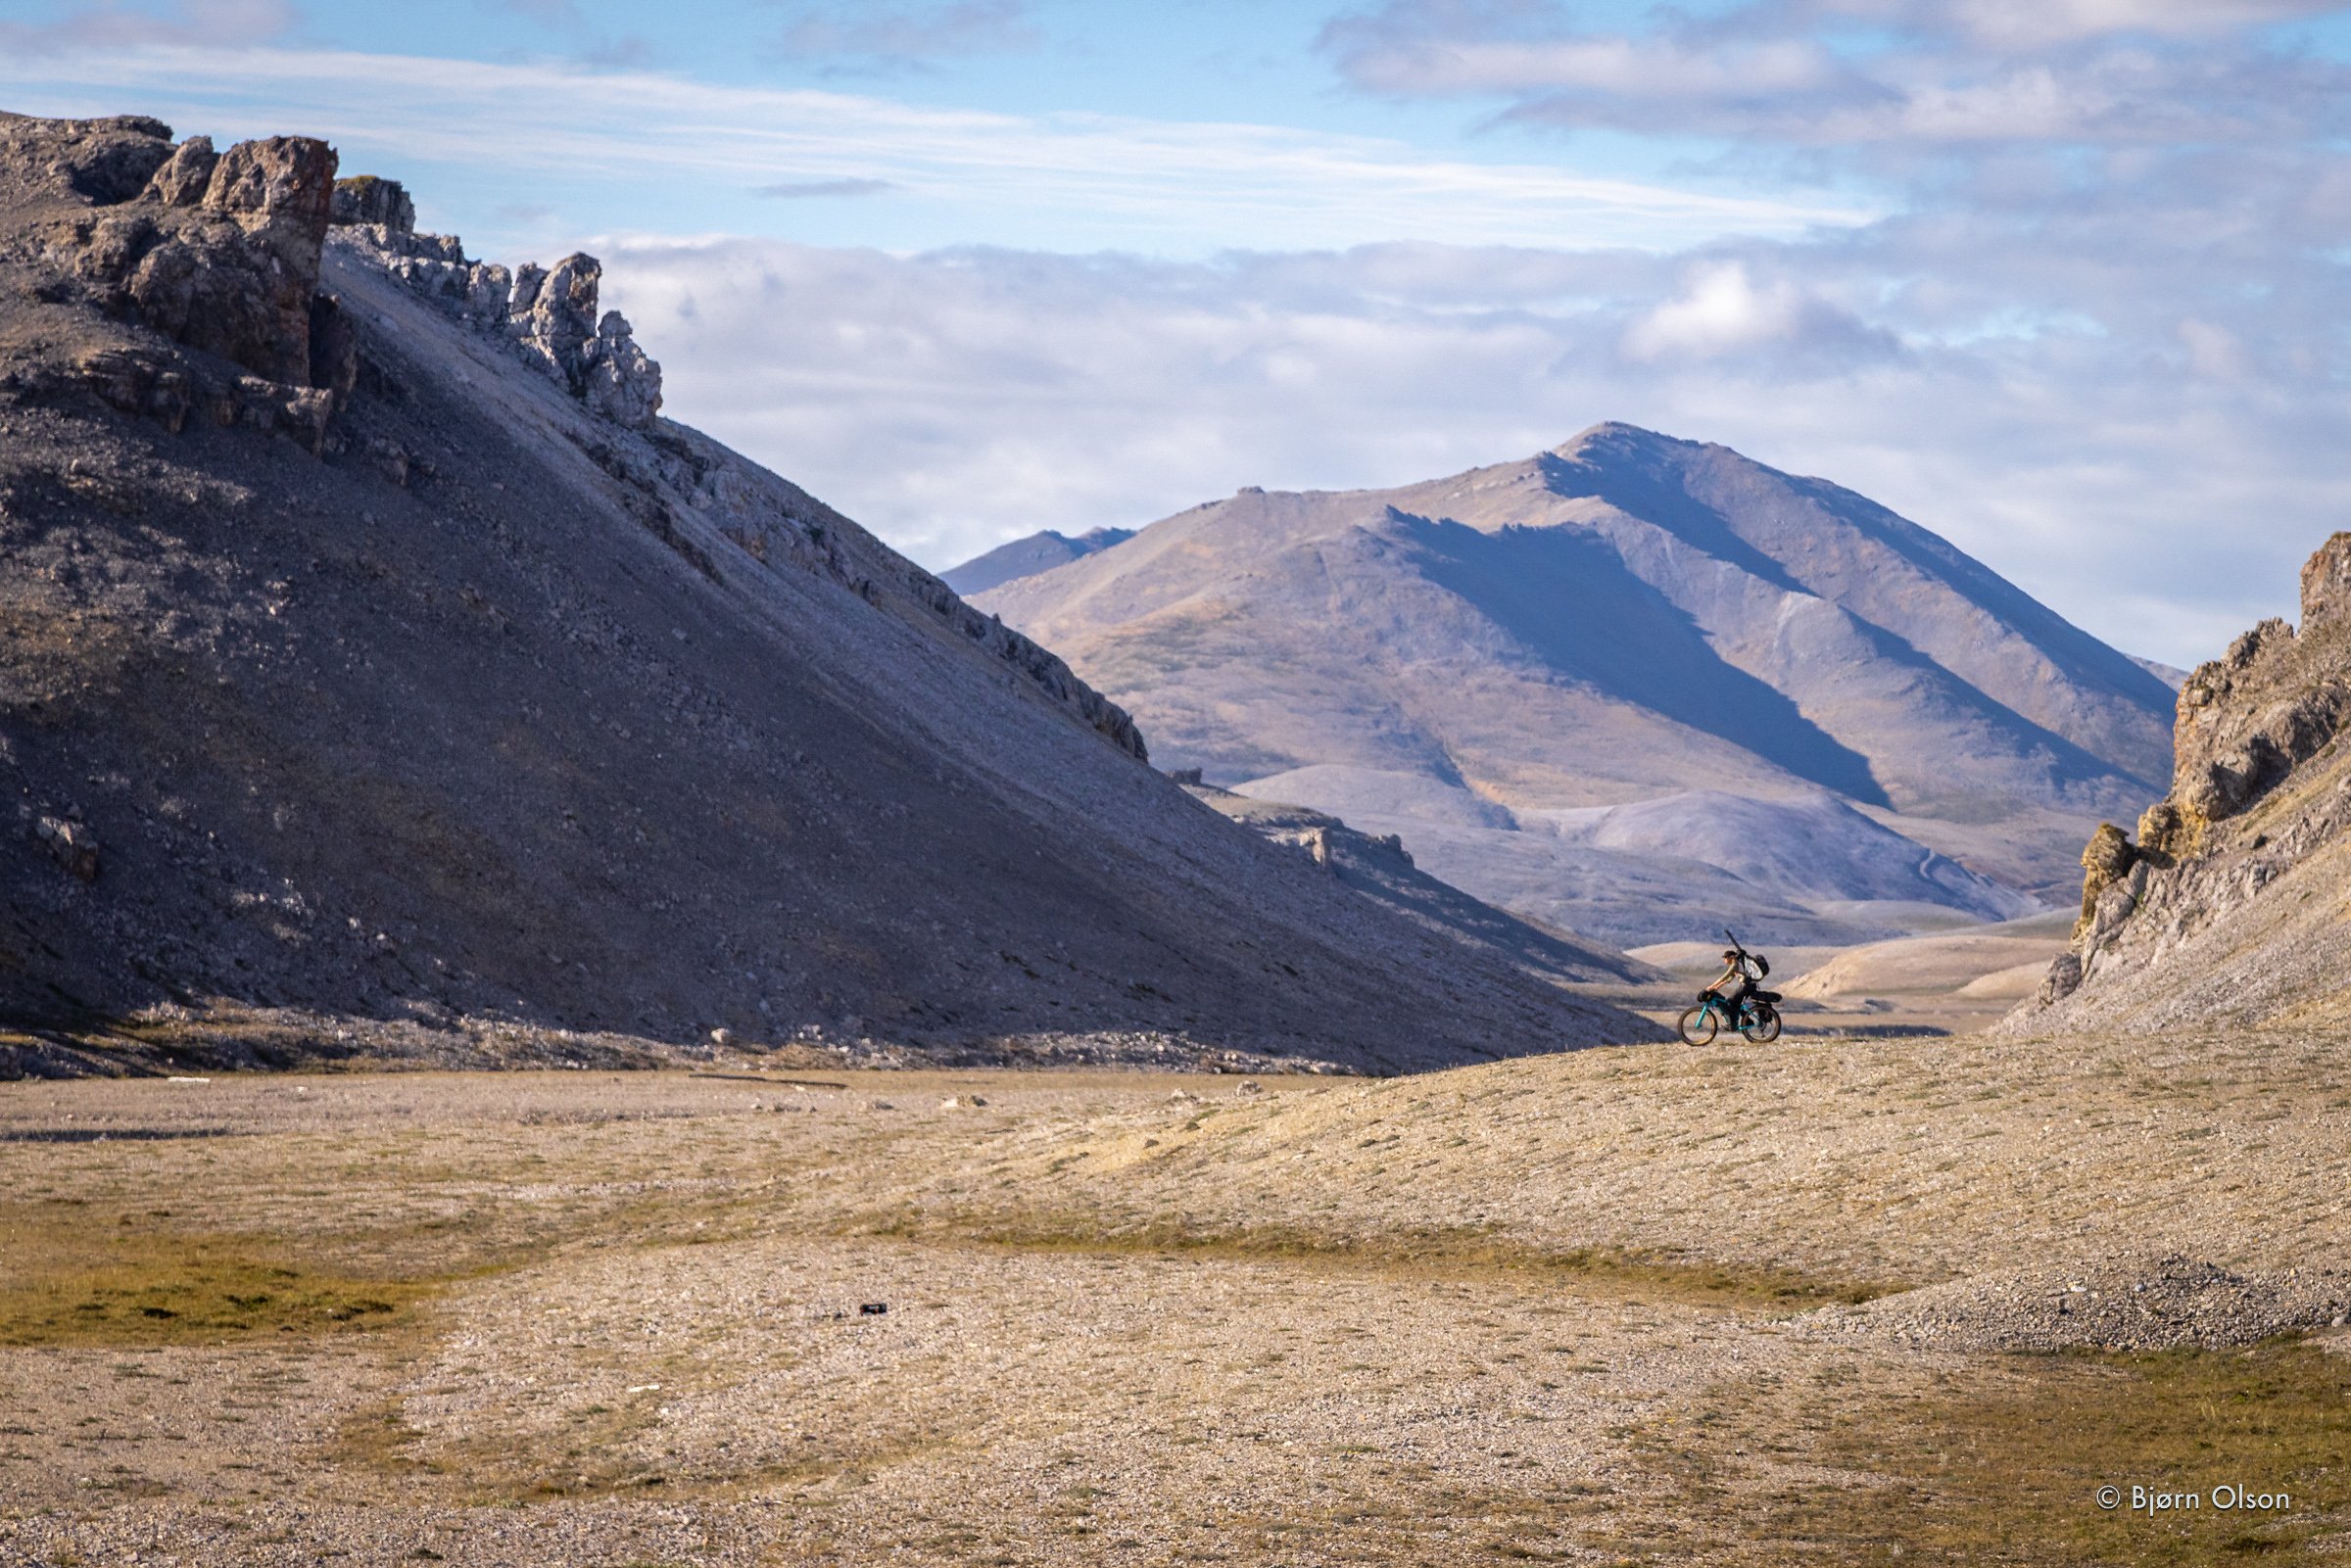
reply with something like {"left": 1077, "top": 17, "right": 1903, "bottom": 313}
{"left": 3, "top": 1030, "right": 2347, "bottom": 1565}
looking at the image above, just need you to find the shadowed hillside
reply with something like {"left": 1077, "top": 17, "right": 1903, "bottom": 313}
{"left": 0, "top": 112, "right": 1660, "bottom": 1073}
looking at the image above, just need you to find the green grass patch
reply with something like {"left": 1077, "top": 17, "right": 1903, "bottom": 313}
{"left": 1754, "top": 1339, "right": 2351, "bottom": 1564}
{"left": 0, "top": 1209, "right": 439, "bottom": 1347}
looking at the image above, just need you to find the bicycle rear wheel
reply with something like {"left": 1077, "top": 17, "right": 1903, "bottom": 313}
{"left": 1740, "top": 1005, "right": 1782, "bottom": 1044}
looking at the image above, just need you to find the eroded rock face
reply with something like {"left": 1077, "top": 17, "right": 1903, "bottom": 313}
{"left": 581, "top": 309, "right": 662, "bottom": 427}
{"left": 2161, "top": 538, "right": 2351, "bottom": 858}
{"left": 2004, "top": 531, "right": 2351, "bottom": 1031}
{"left": 9, "top": 117, "right": 339, "bottom": 389}
{"left": 0, "top": 113, "right": 176, "bottom": 204}
{"left": 508, "top": 255, "right": 665, "bottom": 426}
{"left": 2073, "top": 822, "right": 2137, "bottom": 938}
{"left": 330, "top": 174, "right": 413, "bottom": 233}
{"left": 14, "top": 115, "right": 649, "bottom": 441}
{"left": 336, "top": 223, "right": 511, "bottom": 326}
{"left": 143, "top": 135, "right": 216, "bottom": 206}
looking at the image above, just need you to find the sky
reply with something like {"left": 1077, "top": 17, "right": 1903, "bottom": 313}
{"left": 6, "top": 0, "right": 2351, "bottom": 665}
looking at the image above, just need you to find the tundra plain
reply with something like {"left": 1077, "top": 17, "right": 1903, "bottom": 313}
{"left": 4, "top": 1028, "right": 2347, "bottom": 1567}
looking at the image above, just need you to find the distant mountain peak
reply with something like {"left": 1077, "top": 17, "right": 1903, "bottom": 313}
{"left": 1551, "top": 421, "right": 1698, "bottom": 459}
{"left": 976, "top": 431, "right": 2177, "bottom": 946}
{"left": 941, "top": 525, "right": 1136, "bottom": 596}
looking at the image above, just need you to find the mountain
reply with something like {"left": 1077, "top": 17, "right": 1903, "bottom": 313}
{"left": 943, "top": 527, "right": 1134, "bottom": 596}
{"left": 1997, "top": 532, "right": 2351, "bottom": 1034}
{"left": 0, "top": 111, "right": 1662, "bottom": 1073}
{"left": 975, "top": 423, "right": 2177, "bottom": 946}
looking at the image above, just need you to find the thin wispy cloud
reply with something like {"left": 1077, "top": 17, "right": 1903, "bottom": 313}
{"left": 770, "top": 0, "right": 1039, "bottom": 73}
{"left": 753, "top": 177, "right": 897, "bottom": 199}
{"left": 0, "top": 44, "right": 1867, "bottom": 253}
{"left": 1319, "top": 0, "right": 2351, "bottom": 145}
{"left": 0, "top": 0, "right": 299, "bottom": 51}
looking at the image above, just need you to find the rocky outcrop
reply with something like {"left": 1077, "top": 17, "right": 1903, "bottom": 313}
{"left": 168, "top": 134, "right": 337, "bottom": 384}
{"left": 330, "top": 173, "right": 413, "bottom": 232}
{"left": 333, "top": 223, "right": 513, "bottom": 326}
{"left": 1, "top": 116, "right": 347, "bottom": 433}
{"left": 2000, "top": 532, "right": 2351, "bottom": 1030}
{"left": 0, "top": 118, "right": 365, "bottom": 453}
{"left": 142, "top": 135, "right": 216, "bottom": 206}
{"left": 330, "top": 224, "right": 663, "bottom": 429}
{"left": 1, "top": 113, "right": 176, "bottom": 204}
{"left": 505, "top": 253, "right": 664, "bottom": 426}
{"left": 5, "top": 114, "right": 661, "bottom": 438}
{"left": 2072, "top": 821, "right": 2136, "bottom": 938}
{"left": 2149, "top": 545, "right": 2351, "bottom": 859}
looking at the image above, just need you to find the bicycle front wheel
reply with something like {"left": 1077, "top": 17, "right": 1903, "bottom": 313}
{"left": 1677, "top": 1005, "right": 1719, "bottom": 1046}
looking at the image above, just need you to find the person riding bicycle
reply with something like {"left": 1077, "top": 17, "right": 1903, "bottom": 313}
{"left": 1681, "top": 931, "right": 1778, "bottom": 1045}
{"left": 1705, "top": 947, "right": 1759, "bottom": 1022}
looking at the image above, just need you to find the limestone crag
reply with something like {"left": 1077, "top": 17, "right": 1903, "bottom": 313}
{"left": 328, "top": 173, "right": 412, "bottom": 231}
{"left": 2000, "top": 532, "right": 2351, "bottom": 1031}
{"left": 107, "top": 128, "right": 333, "bottom": 385}
{"left": 0, "top": 115, "right": 350, "bottom": 450}
{"left": 327, "top": 182, "right": 662, "bottom": 429}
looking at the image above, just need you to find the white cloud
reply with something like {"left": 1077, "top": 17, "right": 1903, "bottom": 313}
{"left": 1935, "top": 0, "right": 2345, "bottom": 48}
{"left": 1623, "top": 261, "right": 1802, "bottom": 359}
{"left": 1340, "top": 33, "right": 1844, "bottom": 99}
{"left": 753, "top": 177, "right": 897, "bottom": 199}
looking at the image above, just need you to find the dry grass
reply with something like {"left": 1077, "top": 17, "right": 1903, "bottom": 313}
{"left": 877, "top": 1214, "right": 1899, "bottom": 1309}
{"left": 0, "top": 1203, "right": 442, "bottom": 1348}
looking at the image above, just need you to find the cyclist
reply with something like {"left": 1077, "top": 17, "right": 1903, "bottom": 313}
{"left": 1704, "top": 946, "right": 1759, "bottom": 1024}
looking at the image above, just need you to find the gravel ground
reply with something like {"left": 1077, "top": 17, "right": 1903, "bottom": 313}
{"left": 3, "top": 1030, "right": 2348, "bottom": 1564}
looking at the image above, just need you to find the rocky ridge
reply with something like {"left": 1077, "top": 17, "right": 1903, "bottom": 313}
{"left": 2000, "top": 532, "right": 2351, "bottom": 1032}
{"left": 327, "top": 188, "right": 664, "bottom": 431}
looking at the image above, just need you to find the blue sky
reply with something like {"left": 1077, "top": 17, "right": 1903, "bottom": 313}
{"left": 6, "top": 0, "right": 2351, "bottom": 663}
